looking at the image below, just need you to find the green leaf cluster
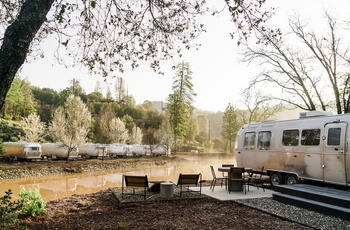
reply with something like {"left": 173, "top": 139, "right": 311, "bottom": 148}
{"left": 3, "top": 76, "right": 36, "bottom": 120}
{"left": 0, "top": 187, "right": 47, "bottom": 227}
{"left": 0, "top": 189, "right": 22, "bottom": 225}
{"left": 19, "top": 186, "right": 46, "bottom": 217}
{"left": 0, "top": 119, "right": 24, "bottom": 142}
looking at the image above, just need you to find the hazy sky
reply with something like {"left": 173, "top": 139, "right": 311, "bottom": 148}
{"left": 19, "top": 0, "right": 350, "bottom": 112}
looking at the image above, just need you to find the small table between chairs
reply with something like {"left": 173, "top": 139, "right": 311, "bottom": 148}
{"left": 149, "top": 181, "right": 165, "bottom": 192}
{"left": 218, "top": 167, "right": 252, "bottom": 192}
{"left": 159, "top": 182, "right": 174, "bottom": 198}
{"left": 149, "top": 181, "right": 174, "bottom": 198}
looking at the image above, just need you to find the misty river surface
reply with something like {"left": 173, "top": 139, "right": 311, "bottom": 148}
{"left": 0, "top": 153, "right": 235, "bottom": 201}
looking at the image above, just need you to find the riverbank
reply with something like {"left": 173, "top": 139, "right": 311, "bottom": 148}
{"left": 0, "top": 155, "right": 184, "bottom": 180}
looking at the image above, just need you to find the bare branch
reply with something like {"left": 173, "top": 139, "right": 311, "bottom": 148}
{"left": 241, "top": 11, "right": 350, "bottom": 114}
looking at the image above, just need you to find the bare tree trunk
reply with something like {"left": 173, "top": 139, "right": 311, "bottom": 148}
{"left": 0, "top": 0, "right": 54, "bottom": 109}
{"left": 66, "top": 150, "right": 71, "bottom": 163}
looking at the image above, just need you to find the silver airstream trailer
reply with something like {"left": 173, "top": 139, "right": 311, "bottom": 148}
{"left": 41, "top": 142, "right": 79, "bottom": 159}
{"left": 2, "top": 141, "right": 42, "bottom": 161}
{"left": 106, "top": 144, "right": 130, "bottom": 158}
{"left": 235, "top": 111, "right": 350, "bottom": 187}
{"left": 79, "top": 143, "right": 108, "bottom": 158}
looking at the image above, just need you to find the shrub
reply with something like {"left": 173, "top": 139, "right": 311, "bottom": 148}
{"left": 0, "top": 189, "right": 22, "bottom": 225}
{"left": 19, "top": 186, "right": 46, "bottom": 217}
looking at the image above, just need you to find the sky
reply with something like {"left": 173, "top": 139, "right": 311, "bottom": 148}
{"left": 19, "top": 0, "right": 350, "bottom": 112}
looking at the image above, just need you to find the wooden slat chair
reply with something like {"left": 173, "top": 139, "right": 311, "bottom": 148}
{"left": 174, "top": 173, "right": 202, "bottom": 197}
{"left": 122, "top": 175, "right": 150, "bottom": 200}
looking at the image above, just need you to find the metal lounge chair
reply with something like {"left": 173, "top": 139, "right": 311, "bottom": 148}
{"left": 122, "top": 175, "right": 150, "bottom": 200}
{"left": 247, "top": 166, "right": 265, "bottom": 192}
{"left": 210, "top": 165, "right": 227, "bottom": 191}
{"left": 221, "top": 164, "right": 234, "bottom": 177}
{"left": 174, "top": 173, "right": 202, "bottom": 197}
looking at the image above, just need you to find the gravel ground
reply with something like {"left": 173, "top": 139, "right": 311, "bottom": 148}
{"left": 236, "top": 197, "right": 350, "bottom": 230}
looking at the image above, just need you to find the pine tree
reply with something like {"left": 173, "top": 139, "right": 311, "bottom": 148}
{"left": 114, "top": 77, "right": 127, "bottom": 104}
{"left": 221, "top": 103, "right": 239, "bottom": 153}
{"left": 167, "top": 61, "right": 196, "bottom": 152}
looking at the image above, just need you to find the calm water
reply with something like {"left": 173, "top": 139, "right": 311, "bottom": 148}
{"left": 0, "top": 153, "right": 235, "bottom": 201}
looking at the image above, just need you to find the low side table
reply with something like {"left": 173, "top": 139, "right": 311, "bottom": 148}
{"left": 149, "top": 181, "right": 165, "bottom": 192}
{"left": 160, "top": 182, "right": 174, "bottom": 198}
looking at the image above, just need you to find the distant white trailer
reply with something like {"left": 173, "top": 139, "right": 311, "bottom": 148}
{"left": 150, "top": 145, "right": 170, "bottom": 156}
{"left": 2, "top": 141, "right": 42, "bottom": 161}
{"left": 79, "top": 143, "right": 108, "bottom": 158}
{"left": 131, "top": 144, "right": 150, "bottom": 156}
{"left": 107, "top": 144, "right": 130, "bottom": 158}
{"left": 41, "top": 142, "right": 79, "bottom": 159}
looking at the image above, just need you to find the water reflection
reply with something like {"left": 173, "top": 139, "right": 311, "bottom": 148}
{"left": 0, "top": 153, "right": 234, "bottom": 201}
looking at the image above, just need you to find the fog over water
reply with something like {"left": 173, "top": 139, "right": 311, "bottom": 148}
{"left": 0, "top": 153, "right": 234, "bottom": 201}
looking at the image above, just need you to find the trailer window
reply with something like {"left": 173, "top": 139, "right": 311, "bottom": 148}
{"left": 327, "top": 128, "right": 341, "bottom": 146}
{"left": 258, "top": 131, "right": 271, "bottom": 150}
{"left": 244, "top": 132, "right": 256, "bottom": 149}
{"left": 282, "top": 130, "right": 299, "bottom": 146}
{"left": 30, "top": 147, "right": 39, "bottom": 151}
{"left": 301, "top": 129, "right": 320, "bottom": 146}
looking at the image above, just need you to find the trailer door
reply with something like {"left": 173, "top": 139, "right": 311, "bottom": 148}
{"left": 323, "top": 123, "right": 347, "bottom": 185}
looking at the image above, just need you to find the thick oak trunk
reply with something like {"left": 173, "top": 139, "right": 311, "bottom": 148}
{"left": 0, "top": 0, "right": 54, "bottom": 109}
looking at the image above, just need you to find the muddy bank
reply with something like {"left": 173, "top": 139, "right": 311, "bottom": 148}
{"left": 0, "top": 156, "right": 185, "bottom": 180}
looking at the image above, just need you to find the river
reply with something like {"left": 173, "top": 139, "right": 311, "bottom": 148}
{"left": 0, "top": 153, "right": 235, "bottom": 201}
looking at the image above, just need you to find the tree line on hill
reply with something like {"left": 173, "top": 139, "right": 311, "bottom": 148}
{"left": 0, "top": 71, "right": 232, "bottom": 153}
{"left": 0, "top": 60, "right": 286, "bottom": 156}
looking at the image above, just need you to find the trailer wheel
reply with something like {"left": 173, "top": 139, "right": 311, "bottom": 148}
{"left": 285, "top": 174, "right": 298, "bottom": 185}
{"left": 269, "top": 173, "right": 283, "bottom": 187}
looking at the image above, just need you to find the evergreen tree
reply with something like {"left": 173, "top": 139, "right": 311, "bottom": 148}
{"left": 167, "top": 61, "right": 196, "bottom": 152}
{"left": 184, "top": 116, "right": 198, "bottom": 145}
{"left": 221, "top": 103, "right": 239, "bottom": 153}
{"left": 2, "top": 76, "right": 36, "bottom": 120}
{"left": 20, "top": 78, "right": 37, "bottom": 118}
{"left": 106, "top": 86, "right": 113, "bottom": 101}
{"left": 70, "top": 79, "right": 85, "bottom": 96}
{"left": 172, "top": 61, "right": 196, "bottom": 113}
{"left": 3, "top": 76, "right": 23, "bottom": 119}
{"left": 114, "top": 77, "right": 127, "bottom": 104}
